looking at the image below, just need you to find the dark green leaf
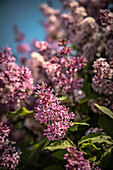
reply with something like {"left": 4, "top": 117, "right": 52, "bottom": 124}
{"left": 52, "top": 150, "right": 67, "bottom": 160}
{"left": 33, "top": 138, "right": 47, "bottom": 150}
{"left": 98, "top": 115, "right": 113, "bottom": 138}
{"left": 69, "top": 122, "right": 89, "bottom": 132}
{"left": 100, "top": 146, "right": 113, "bottom": 167}
{"left": 88, "top": 156, "right": 97, "bottom": 163}
{"left": 44, "top": 165, "right": 64, "bottom": 170}
{"left": 80, "top": 143, "right": 100, "bottom": 156}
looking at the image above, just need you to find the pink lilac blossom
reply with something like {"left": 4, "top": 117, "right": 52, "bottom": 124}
{"left": 35, "top": 41, "right": 49, "bottom": 51}
{"left": 64, "top": 146, "right": 91, "bottom": 170}
{"left": 85, "top": 127, "right": 106, "bottom": 136}
{"left": 34, "top": 83, "right": 74, "bottom": 141}
{"left": 100, "top": 9, "right": 113, "bottom": 34}
{"left": 16, "top": 43, "right": 31, "bottom": 53}
{"left": 45, "top": 40, "right": 87, "bottom": 94}
{"left": 0, "top": 45, "right": 15, "bottom": 64}
{"left": 27, "top": 52, "right": 51, "bottom": 85}
{"left": 0, "top": 122, "right": 21, "bottom": 170}
{"left": 92, "top": 58, "right": 113, "bottom": 95}
{"left": 13, "top": 25, "right": 26, "bottom": 42}
{"left": 106, "top": 39, "right": 113, "bottom": 62}
{"left": 0, "top": 45, "right": 35, "bottom": 109}
{"left": 79, "top": 0, "right": 110, "bottom": 20}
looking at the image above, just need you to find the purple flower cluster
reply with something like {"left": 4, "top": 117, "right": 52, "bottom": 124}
{"left": 85, "top": 127, "right": 106, "bottom": 136}
{"left": 100, "top": 9, "right": 113, "bottom": 34}
{"left": 34, "top": 83, "right": 74, "bottom": 141}
{"left": 0, "top": 45, "right": 35, "bottom": 109}
{"left": 13, "top": 25, "right": 26, "bottom": 42}
{"left": 92, "top": 58, "right": 113, "bottom": 95}
{"left": 64, "top": 146, "right": 91, "bottom": 170}
{"left": 0, "top": 122, "right": 21, "bottom": 169}
{"left": 79, "top": 0, "right": 109, "bottom": 20}
{"left": 45, "top": 40, "right": 87, "bottom": 94}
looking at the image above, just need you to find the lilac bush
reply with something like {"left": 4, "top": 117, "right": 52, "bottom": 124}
{"left": 1, "top": 0, "right": 113, "bottom": 169}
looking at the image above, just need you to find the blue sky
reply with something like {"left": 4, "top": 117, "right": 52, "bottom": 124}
{"left": 0, "top": 0, "right": 61, "bottom": 54}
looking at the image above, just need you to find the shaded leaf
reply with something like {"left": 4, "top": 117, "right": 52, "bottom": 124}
{"left": 98, "top": 115, "right": 113, "bottom": 138}
{"left": 69, "top": 122, "right": 89, "bottom": 132}
{"left": 44, "top": 165, "right": 64, "bottom": 170}
{"left": 100, "top": 146, "right": 113, "bottom": 167}
{"left": 95, "top": 104, "right": 113, "bottom": 119}
{"left": 80, "top": 143, "right": 100, "bottom": 156}
{"left": 45, "top": 140, "right": 73, "bottom": 151}
{"left": 78, "top": 133, "right": 112, "bottom": 146}
{"left": 58, "top": 95, "right": 70, "bottom": 103}
{"left": 42, "top": 139, "right": 50, "bottom": 151}
{"left": 52, "top": 150, "right": 67, "bottom": 160}
{"left": 33, "top": 138, "right": 47, "bottom": 150}
{"left": 88, "top": 156, "right": 97, "bottom": 163}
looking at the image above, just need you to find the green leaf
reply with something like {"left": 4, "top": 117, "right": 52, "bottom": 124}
{"left": 80, "top": 143, "right": 101, "bottom": 156}
{"left": 52, "top": 150, "right": 67, "bottom": 160}
{"left": 88, "top": 156, "right": 97, "bottom": 163}
{"left": 7, "top": 106, "right": 34, "bottom": 117}
{"left": 58, "top": 95, "right": 70, "bottom": 103}
{"left": 33, "top": 138, "right": 47, "bottom": 150}
{"left": 42, "top": 139, "right": 50, "bottom": 151}
{"left": 79, "top": 98, "right": 90, "bottom": 105}
{"left": 98, "top": 115, "right": 113, "bottom": 138}
{"left": 78, "top": 133, "right": 112, "bottom": 146}
{"left": 95, "top": 104, "right": 113, "bottom": 119}
{"left": 99, "top": 146, "right": 113, "bottom": 167}
{"left": 69, "top": 122, "right": 89, "bottom": 132}
{"left": 44, "top": 165, "right": 64, "bottom": 170}
{"left": 45, "top": 140, "right": 73, "bottom": 151}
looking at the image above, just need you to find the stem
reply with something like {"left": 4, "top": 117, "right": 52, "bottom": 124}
{"left": 65, "top": 135, "right": 76, "bottom": 147}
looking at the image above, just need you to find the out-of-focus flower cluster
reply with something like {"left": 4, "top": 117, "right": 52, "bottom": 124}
{"left": 34, "top": 83, "right": 74, "bottom": 141}
{"left": 85, "top": 127, "right": 106, "bottom": 136}
{"left": 0, "top": 122, "right": 21, "bottom": 169}
{"left": 40, "top": 0, "right": 106, "bottom": 63}
{"left": 0, "top": 45, "right": 35, "bottom": 110}
{"left": 92, "top": 58, "right": 113, "bottom": 95}
{"left": 79, "top": 0, "right": 110, "bottom": 20}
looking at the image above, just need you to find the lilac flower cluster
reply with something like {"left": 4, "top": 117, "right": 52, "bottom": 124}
{"left": 100, "top": 9, "right": 113, "bottom": 34}
{"left": 85, "top": 127, "right": 106, "bottom": 136}
{"left": 33, "top": 40, "right": 58, "bottom": 61}
{"left": 0, "top": 45, "right": 35, "bottom": 109}
{"left": 64, "top": 146, "right": 91, "bottom": 170}
{"left": 34, "top": 83, "right": 74, "bottom": 141}
{"left": 45, "top": 40, "right": 87, "bottom": 94}
{"left": 13, "top": 25, "right": 26, "bottom": 42}
{"left": 79, "top": 0, "right": 110, "bottom": 20}
{"left": 0, "top": 122, "right": 21, "bottom": 169}
{"left": 92, "top": 58, "right": 113, "bottom": 95}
